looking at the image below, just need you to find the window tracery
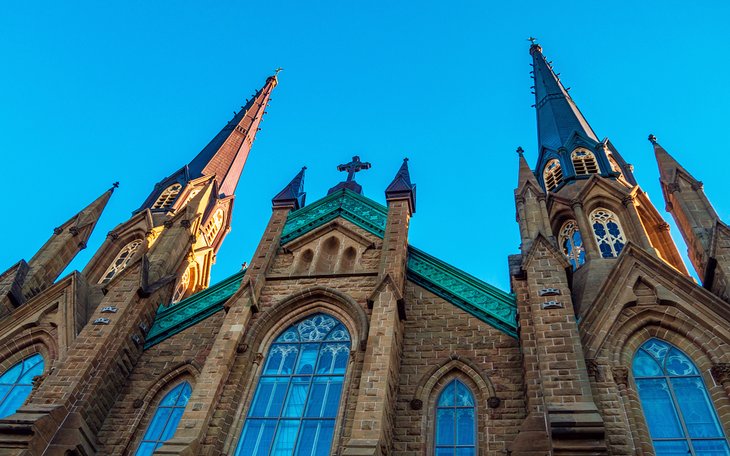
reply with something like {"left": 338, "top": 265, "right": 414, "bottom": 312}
{"left": 203, "top": 209, "right": 225, "bottom": 245}
{"left": 135, "top": 381, "right": 192, "bottom": 455}
{"left": 234, "top": 313, "right": 350, "bottom": 456}
{"left": 590, "top": 209, "right": 626, "bottom": 258}
{"left": 633, "top": 338, "right": 729, "bottom": 455}
{"left": 571, "top": 148, "right": 600, "bottom": 175}
{"left": 559, "top": 220, "right": 585, "bottom": 269}
{"left": 435, "top": 379, "right": 476, "bottom": 456}
{"left": 99, "top": 239, "right": 143, "bottom": 284}
{"left": 543, "top": 159, "right": 563, "bottom": 192}
{"left": 0, "top": 353, "right": 44, "bottom": 419}
{"left": 152, "top": 183, "right": 182, "bottom": 210}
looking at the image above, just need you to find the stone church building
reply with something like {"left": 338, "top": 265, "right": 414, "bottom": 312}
{"left": 0, "top": 42, "right": 727, "bottom": 456}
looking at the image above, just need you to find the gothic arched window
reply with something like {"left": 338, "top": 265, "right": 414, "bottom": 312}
{"left": 152, "top": 183, "right": 182, "bottom": 210}
{"left": 543, "top": 159, "right": 564, "bottom": 192}
{"left": 234, "top": 313, "right": 351, "bottom": 456}
{"left": 559, "top": 220, "right": 585, "bottom": 270}
{"left": 99, "top": 239, "right": 143, "bottom": 284}
{"left": 0, "top": 353, "right": 44, "bottom": 419}
{"left": 203, "top": 209, "right": 225, "bottom": 244}
{"left": 590, "top": 209, "right": 626, "bottom": 258}
{"left": 135, "top": 381, "right": 192, "bottom": 456}
{"left": 633, "top": 338, "right": 730, "bottom": 455}
{"left": 571, "top": 148, "right": 600, "bottom": 175}
{"left": 171, "top": 268, "right": 191, "bottom": 304}
{"left": 435, "top": 379, "right": 476, "bottom": 456}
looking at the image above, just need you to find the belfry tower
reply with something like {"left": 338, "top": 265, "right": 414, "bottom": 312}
{"left": 0, "top": 73, "right": 277, "bottom": 453}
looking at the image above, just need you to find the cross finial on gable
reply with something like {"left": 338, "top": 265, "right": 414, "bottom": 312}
{"left": 337, "top": 156, "right": 372, "bottom": 182}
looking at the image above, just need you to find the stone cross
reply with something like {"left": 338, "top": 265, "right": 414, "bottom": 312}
{"left": 337, "top": 156, "right": 371, "bottom": 182}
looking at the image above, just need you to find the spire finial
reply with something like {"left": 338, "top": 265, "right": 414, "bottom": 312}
{"left": 337, "top": 156, "right": 372, "bottom": 182}
{"left": 516, "top": 146, "right": 524, "bottom": 157}
{"left": 528, "top": 36, "right": 542, "bottom": 55}
{"left": 274, "top": 67, "right": 283, "bottom": 76}
{"left": 528, "top": 36, "right": 538, "bottom": 45}
{"left": 648, "top": 134, "right": 658, "bottom": 144}
{"left": 111, "top": 181, "right": 120, "bottom": 191}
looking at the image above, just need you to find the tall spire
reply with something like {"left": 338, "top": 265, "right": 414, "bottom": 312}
{"left": 272, "top": 167, "right": 307, "bottom": 210}
{"left": 515, "top": 147, "right": 542, "bottom": 192}
{"left": 649, "top": 134, "right": 700, "bottom": 186}
{"left": 188, "top": 73, "right": 278, "bottom": 197}
{"left": 530, "top": 43, "right": 598, "bottom": 152}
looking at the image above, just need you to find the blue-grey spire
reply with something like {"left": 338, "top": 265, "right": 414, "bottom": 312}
{"left": 530, "top": 43, "right": 598, "bottom": 153}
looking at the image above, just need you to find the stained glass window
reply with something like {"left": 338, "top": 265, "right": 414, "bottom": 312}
{"left": 633, "top": 338, "right": 730, "bottom": 455}
{"left": 135, "top": 381, "right": 192, "bottom": 456}
{"left": 571, "top": 148, "right": 600, "bottom": 175}
{"left": 0, "top": 353, "right": 44, "bottom": 419}
{"left": 590, "top": 209, "right": 626, "bottom": 258}
{"left": 543, "top": 159, "right": 564, "bottom": 192}
{"left": 435, "top": 379, "right": 476, "bottom": 456}
{"left": 99, "top": 239, "right": 143, "bottom": 284}
{"left": 234, "top": 313, "right": 351, "bottom": 456}
{"left": 559, "top": 220, "right": 585, "bottom": 270}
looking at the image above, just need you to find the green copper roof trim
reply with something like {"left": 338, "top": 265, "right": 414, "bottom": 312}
{"left": 281, "top": 189, "right": 388, "bottom": 243}
{"left": 144, "top": 269, "right": 246, "bottom": 349}
{"left": 406, "top": 247, "right": 517, "bottom": 338}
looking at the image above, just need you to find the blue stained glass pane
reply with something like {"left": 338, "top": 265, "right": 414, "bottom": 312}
{"left": 652, "top": 440, "right": 689, "bottom": 455}
{"left": 283, "top": 377, "right": 310, "bottom": 417}
{"left": 253, "top": 377, "right": 289, "bottom": 417}
{"left": 0, "top": 385, "right": 11, "bottom": 406}
{"left": 436, "top": 408, "right": 455, "bottom": 445}
{"left": 143, "top": 407, "right": 172, "bottom": 441}
{"left": 0, "top": 387, "right": 22, "bottom": 419}
{"left": 271, "top": 420, "right": 299, "bottom": 456}
{"left": 454, "top": 381, "right": 474, "bottom": 407}
{"left": 160, "top": 384, "right": 184, "bottom": 407}
{"left": 135, "top": 442, "right": 157, "bottom": 456}
{"left": 692, "top": 439, "right": 730, "bottom": 455}
{"left": 304, "top": 379, "right": 326, "bottom": 418}
{"left": 633, "top": 351, "right": 663, "bottom": 377}
{"left": 607, "top": 221, "right": 621, "bottom": 237}
{"left": 599, "top": 242, "right": 613, "bottom": 258}
{"left": 672, "top": 377, "right": 723, "bottom": 438}
{"left": 276, "top": 328, "right": 300, "bottom": 343}
{"left": 315, "top": 345, "right": 334, "bottom": 374}
{"left": 0, "top": 364, "right": 23, "bottom": 385}
{"left": 593, "top": 223, "right": 606, "bottom": 237}
{"left": 636, "top": 379, "right": 684, "bottom": 438}
{"left": 295, "top": 420, "right": 335, "bottom": 456}
{"left": 665, "top": 349, "right": 698, "bottom": 376}
{"left": 456, "top": 448, "right": 475, "bottom": 456}
{"left": 177, "top": 383, "right": 192, "bottom": 406}
{"left": 296, "top": 344, "right": 319, "bottom": 374}
{"left": 265, "top": 345, "right": 299, "bottom": 375}
{"left": 613, "top": 241, "right": 625, "bottom": 255}
{"left": 325, "top": 324, "right": 350, "bottom": 341}
{"left": 435, "top": 448, "right": 454, "bottom": 456}
{"left": 321, "top": 378, "right": 343, "bottom": 418}
{"left": 456, "top": 408, "right": 475, "bottom": 445}
{"left": 332, "top": 345, "right": 349, "bottom": 374}
{"left": 3, "top": 385, "right": 31, "bottom": 416}
{"left": 20, "top": 358, "right": 44, "bottom": 383}
{"left": 235, "top": 419, "right": 277, "bottom": 456}
{"left": 160, "top": 407, "right": 184, "bottom": 441}
{"left": 438, "top": 382, "right": 455, "bottom": 406}
{"left": 643, "top": 339, "right": 670, "bottom": 363}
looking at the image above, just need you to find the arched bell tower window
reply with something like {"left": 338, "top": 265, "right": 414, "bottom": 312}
{"left": 99, "top": 239, "right": 143, "bottom": 284}
{"left": 0, "top": 353, "right": 44, "bottom": 419}
{"left": 171, "top": 268, "right": 191, "bottom": 304}
{"left": 590, "top": 209, "right": 626, "bottom": 258}
{"left": 571, "top": 148, "right": 600, "bottom": 175}
{"left": 435, "top": 379, "right": 477, "bottom": 456}
{"left": 203, "top": 209, "right": 225, "bottom": 245}
{"left": 234, "top": 313, "right": 351, "bottom": 456}
{"left": 559, "top": 220, "right": 585, "bottom": 270}
{"left": 633, "top": 338, "right": 730, "bottom": 454}
{"left": 543, "top": 159, "right": 564, "bottom": 192}
{"left": 152, "top": 183, "right": 182, "bottom": 210}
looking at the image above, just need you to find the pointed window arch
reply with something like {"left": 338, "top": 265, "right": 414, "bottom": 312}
{"left": 435, "top": 379, "right": 477, "bottom": 456}
{"left": 543, "top": 159, "right": 564, "bottom": 192}
{"left": 234, "top": 313, "right": 351, "bottom": 456}
{"left": 571, "top": 148, "right": 600, "bottom": 175}
{"left": 171, "top": 268, "right": 191, "bottom": 304}
{"left": 203, "top": 209, "right": 225, "bottom": 245}
{"left": 633, "top": 338, "right": 730, "bottom": 455}
{"left": 99, "top": 239, "right": 143, "bottom": 284}
{"left": 152, "top": 183, "right": 182, "bottom": 210}
{"left": 135, "top": 381, "right": 192, "bottom": 456}
{"left": 590, "top": 209, "right": 626, "bottom": 258}
{"left": 559, "top": 220, "right": 585, "bottom": 269}
{"left": 0, "top": 353, "right": 44, "bottom": 419}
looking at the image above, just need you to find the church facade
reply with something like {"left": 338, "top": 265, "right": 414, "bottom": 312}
{"left": 0, "top": 43, "right": 727, "bottom": 456}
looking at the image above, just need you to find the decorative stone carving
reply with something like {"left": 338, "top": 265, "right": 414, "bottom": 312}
{"left": 107, "top": 231, "right": 120, "bottom": 241}
{"left": 487, "top": 396, "right": 501, "bottom": 408}
{"left": 253, "top": 352, "right": 264, "bottom": 365}
{"left": 93, "top": 318, "right": 111, "bottom": 325}
{"left": 181, "top": 219, "right": 191, "bottom": 228}
{"left": 538, "top": 288, "right": 561, "bottom": 296}
{"left": 53, "top": 227, "right": 63, "bottom": 235}
{"left": 621, "top": 195, "right": 635, "bottom": 207}
{"left": 666, "top": 183, "right": 680, "bottom": 194}
{"left": 410, "top": 399, "right": 423, "bottom": 410}
{"left": 541, "top": 300, "right": 563, "bottom": 310}
{"left": 711, "top": 363, "right": 730, "bottom": 384}
{"left": 691, "top": 181, "right": 704, "bottom": 191}
{"left": 586, "top": 359, "right": 603, "bottom": 382}
{"left": 657, "top": 222, "right": 671, "bottom": 232}
{"left": 237, "top": 343, "right": 248, "bottom": 354}
{"left": 612, "top": 366, "right": 629, "bottom": 387}
{"left": 77, "top": 241, "right": 87, "bottom": 249}
{"left": 163, "top": 220, "right": 174, "bottom": 228}
{"left": 69, "top": 226, "right": 80, "bottom": 236}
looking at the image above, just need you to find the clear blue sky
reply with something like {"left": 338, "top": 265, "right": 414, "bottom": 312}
{"left": 1, "top": 1, "right": 727, "bottom": 291}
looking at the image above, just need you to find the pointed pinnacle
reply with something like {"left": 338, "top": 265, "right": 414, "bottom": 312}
{"left": 648, "top": 134, "right": 658, "bottom": 144}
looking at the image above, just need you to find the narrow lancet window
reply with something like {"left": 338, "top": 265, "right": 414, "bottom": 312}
{"left": 234, "top": 313, "right": 350, "bottom": 456}
{"left": 559, "top": 220, "right": 585, "bottom": 269}
{"left": 435, "top": 379, "right": 476, "bottom": 456}
{"left": 571, "top": 148, "right": 600, "bottom": 175}
{"left": 633, "top": 338, "right": 730, "bottom": 454}
{"left": 203, "top": 209, "right": 225, "bottom": 245}
{"left": 543, "top": 159, "right": 564, "bottom": 192}
{"left": 0, "top": 353, "right": 44, "bottom": 419}
{"left": 171, "top": 268, "right": 191, "bottom": 304}
{"left": 590, "top": 209, "right": 626, "bottom": 258}
{"left": 99, "top": 239, "right": 143, "bottom": 284}
{"left": 152, "top": 183, "right": 182, "bottom": 210}
{"left": 135, "top": 381, "right": 192, "bottom": 456}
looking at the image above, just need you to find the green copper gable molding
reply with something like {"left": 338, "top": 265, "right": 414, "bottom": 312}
{"left": 145, "top": 189, "right": 518, "bottom": 348}
{"left": 407, "top": 247, "right": 517, "bottom": 337}
{"left": 144, "top": 270, "right": 246, "bottom": 349}
{"left": 281, "top": 189, "right": 388, "bottom": 243}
